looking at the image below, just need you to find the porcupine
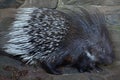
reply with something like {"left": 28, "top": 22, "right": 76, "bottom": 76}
{"left": 0, "top": 7, "right": 114, "bottom": 74}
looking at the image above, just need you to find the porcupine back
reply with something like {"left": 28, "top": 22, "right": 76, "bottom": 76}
{"left": 3, "top": 8, "right": 70, "bottom": 65}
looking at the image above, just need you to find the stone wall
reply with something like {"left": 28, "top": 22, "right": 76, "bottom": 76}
{"left": 59, "top": 0, "right": 120, "bottom": 6}
{"left": 0, "top": 0, "right": 25, "bottom": 8}
{"left": 20, "top": 0, "right": 58, "bottom": 8}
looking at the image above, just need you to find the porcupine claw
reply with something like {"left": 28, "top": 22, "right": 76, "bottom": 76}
{"left": 77, "top": 66, "right": 92, "bottom": 73}
{"left": 93, "top": 65, "right": 103, "bottom": 72}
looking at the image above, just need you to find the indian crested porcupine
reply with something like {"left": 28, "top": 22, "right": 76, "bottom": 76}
{"left": 1, "top": 7, "right": 114, "bottom": 74}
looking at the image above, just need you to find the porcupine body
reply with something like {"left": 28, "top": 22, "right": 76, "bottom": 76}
{"left": 2, "top": 7, "right": 114, "bottom": 74}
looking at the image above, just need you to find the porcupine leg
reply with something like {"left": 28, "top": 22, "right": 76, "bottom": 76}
{"left": 77, "top": 61, "right": 96, "bottom": 73}
{"left": 77, "top": 60, "right": 102, "bottom": 73}
{"left": 92, "top": 64, "right": 103, "bottom": 72}
{"left": 41, "top": 51, "right": 69, "bottom": 74}
{"left": 41, "top": 61, "right": 62, "bottom": 75}
{"left": 76, "top": 57, "right": 93, "bottom": 72}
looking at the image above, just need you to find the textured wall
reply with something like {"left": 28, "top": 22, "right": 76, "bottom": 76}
{"left": 20, "top": 0, "right": 58, "bottom": 8}
{"left": 0, "top": 0, "right": 25, "bottom": 8}
{"left": 59, "top": 0, "right": 120, "bottom": 6}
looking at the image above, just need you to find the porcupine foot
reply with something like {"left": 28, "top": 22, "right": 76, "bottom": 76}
{"left": 41, "top": 61, "right": 62, "bottom": 75}
{"left": 93, "top": 65, "right": 103, "bottom": 72}
{"left": 76, "top": 57, "right": 103, "bottom": 73}
{"left": 76, "top": 58, "right": 94, "bottom": 72}
{"left": 77, "top": 64, "right": 103, "bottom": 73}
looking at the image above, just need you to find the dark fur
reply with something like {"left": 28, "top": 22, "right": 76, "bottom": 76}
{"left": 45, "top": 7, "right": 114, "bottom": 74}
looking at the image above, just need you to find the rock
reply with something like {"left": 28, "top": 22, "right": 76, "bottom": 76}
{"left": 111, "top": 35, "right": 120, "bottom": 61}
{"left": 0, "top": 75, "right": 11, "bottom": 80}
{"left": 52, "top": 74, "right": 88, "bottom": 80}
{"left": 0, "top": 8, "right": 16, "bottom": 48}
{"left": 95, "top": 6, "right": 120, "bottom": 61}
{"left": 0, "top": 0, "right": 25, "bottom": 9}
{"left": 103, "top": 0, "right": 120, "bottom": 6}
{"left": 59, "top": 0, "right": 105, "bottom": 5}
{"left": 58, "top": 0, "right": 120, "bottom": 6}
{"left": 20, "top": 0, "right": 58, "bottom": 9}
{"left": 0, "top": 55, "right": 50, "bottom": 80}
